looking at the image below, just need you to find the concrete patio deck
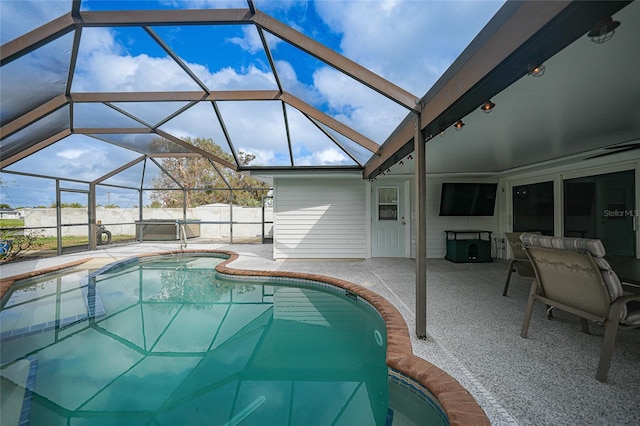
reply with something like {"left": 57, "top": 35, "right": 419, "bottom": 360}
{"left": 1, "top": 242, "right": 639, "bottom": 425}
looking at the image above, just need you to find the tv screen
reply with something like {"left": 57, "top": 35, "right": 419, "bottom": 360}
{"left": 439, "top": 183, "right": 497, "bottom": 216}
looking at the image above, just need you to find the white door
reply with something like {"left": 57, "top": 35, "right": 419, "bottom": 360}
{"left": 372, "top": 184, "right": 406, "bottom": 257}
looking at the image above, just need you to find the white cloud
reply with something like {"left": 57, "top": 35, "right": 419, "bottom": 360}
{"left": 228, "top": 26, "right": 265, "bottom": 55}
{"left": 312, "top": 66, "right": 407, "bottom": 142}
{"left": 73, "top": 27, "right": 200, "bottom": 92}
{"left": 295, "top": 147, "right": 348, "bottom": 166}
{"left": 198, "top": 64, "right": 276, "bottom": 90}
{"left": 240, "top": 148, "right": 276, "bottom": 166}
{"left": 313, "top": 0, "right": 505, "bottom": 95}
{"left": 159, "top": 0, "right": 247, "bottom": 8}
{"left": 57, "top": 148, "right": 90, "bottom": 160}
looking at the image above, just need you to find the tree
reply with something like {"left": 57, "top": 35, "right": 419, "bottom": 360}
{"left": 0, "top": 203, "right": 10, "bottom": 209}
{"left": 149, "top": 137, "right": 270, "bottom": 208}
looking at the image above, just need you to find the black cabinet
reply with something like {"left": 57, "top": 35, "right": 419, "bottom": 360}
{"left": 445, "top": 230, "right": 493, "bottom": 263}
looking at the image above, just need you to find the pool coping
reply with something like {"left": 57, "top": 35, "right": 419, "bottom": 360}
{"left": 0, "top": 250, "right": 490, "bottom": 426}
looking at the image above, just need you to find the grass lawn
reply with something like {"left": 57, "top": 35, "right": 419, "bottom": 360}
{"left": 0, "top": 219, "right": 25, "bottom": 228}
{"left": 39, "top": 235, "right": 136, "bottom": 250}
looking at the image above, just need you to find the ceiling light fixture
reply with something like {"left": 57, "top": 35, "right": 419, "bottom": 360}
{"left": 588, "top": 16, "right": 620, "bottom": 44}
{"left": 407, "top": 155, "right": 413, "bottom": 160}
{"left": 480, "top": 100, "right": 495, "bottom": 113}
{"left": 527, "top": 63, "right": 545, "bottom": 77}
{"left": 453, "top": 120, "right": 465, "bottom": 131}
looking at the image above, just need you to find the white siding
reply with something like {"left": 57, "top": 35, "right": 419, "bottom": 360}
{"left": 274, "top": 178, "right": 367, "bottom": 259}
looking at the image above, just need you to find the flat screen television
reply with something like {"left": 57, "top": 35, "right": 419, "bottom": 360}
{"left": 439, "top": 183, "right": 498, "bottom": 216}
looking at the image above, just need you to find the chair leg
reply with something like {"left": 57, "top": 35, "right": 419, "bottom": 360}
{"left": 596, "top": 320, "right": 619, "bottom": 383}
{"left": 580, "top": 318, "right": 590, "bottom": 334}
{"left": 502, "top": 260, "right": 516, "bottom": 296}
{"left": 520, "top": 280, "right": 538, "bottom": 338}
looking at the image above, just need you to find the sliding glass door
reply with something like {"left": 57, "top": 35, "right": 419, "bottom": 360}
{"left": 564, "top": 170, "right": 635, "bottom": 256}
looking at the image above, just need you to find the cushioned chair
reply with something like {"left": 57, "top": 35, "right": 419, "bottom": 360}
{"left": 502, "top": 231, "right": 539, "bottom": 296}
{"left": 519, "top": 233, "right": 640, "bottom": 382}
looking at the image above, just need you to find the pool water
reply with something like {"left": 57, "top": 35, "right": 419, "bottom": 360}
{"left": 1, "top": 255, "right": 393, "bottom": 425}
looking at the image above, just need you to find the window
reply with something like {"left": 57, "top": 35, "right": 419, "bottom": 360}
{"left": 512, "top": 181, "right": 554, "bottom": 235}
{"left": 378, "top": 187, "right": 398, "bottom": 221}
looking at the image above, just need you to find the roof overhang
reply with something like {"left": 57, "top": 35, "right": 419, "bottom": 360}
{"left": 364, "top": 0, "right": 637, "bottom": 179}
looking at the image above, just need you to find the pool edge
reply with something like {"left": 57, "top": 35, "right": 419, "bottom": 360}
{"left": 1, "top": 249, "right": 490, "bottom": 426}
{"left": 1, "top": 258, "right": 94, "bottom": 300}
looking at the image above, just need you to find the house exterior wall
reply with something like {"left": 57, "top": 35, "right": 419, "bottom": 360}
{"left": 273, "top": 177, "right": 368, "bottom": 259}
{"left": 269, "top": 153, "right": 639, "bottom": 261}
{"left": 406, "top": 177, "right": 499, "bottom": 259}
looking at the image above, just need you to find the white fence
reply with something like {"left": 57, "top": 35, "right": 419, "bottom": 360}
{"left": 22, "top": 204, "right": 273, "bottom": 240}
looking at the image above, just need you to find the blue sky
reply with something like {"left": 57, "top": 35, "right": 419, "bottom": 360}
{"left": 0, "top": 0, "right": 505, "bottom": 208}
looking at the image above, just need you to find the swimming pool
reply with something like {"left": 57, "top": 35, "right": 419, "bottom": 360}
{"left": 1, "top": 252, "right": 453, "bottom": 425}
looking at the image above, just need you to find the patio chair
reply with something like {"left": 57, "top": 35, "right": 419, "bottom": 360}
{"left": 502, "top": 231, "right": 539, "bottom": 296}
{"left": 519, "top": 233, "right": 640, "bottom": 382}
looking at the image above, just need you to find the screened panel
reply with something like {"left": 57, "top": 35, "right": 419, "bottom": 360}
{"left": 159, "top": 102, "right": 235, "bottom": 159}
{"left": 142, "top": 159, "right": 181, "bottom": 191}
{"left": 313, "top": 120, "right": 375, "bottom": 166}
{"left": 111, "top": 101, "right": 192, "bottom": 128}
{"left": 1, "top": 33, "right": 73, "bottom": 125}
{"left": 286, "top": 105, "right": 357, "bottom": 166}
{"left": 267, "top": 35, "right": 407, "bottom": 143}
{"left": 0, "top": 0, "right": 72, "bottom": 44}
{"left": 71, "top": 27, "right": 202, "bottom": 92}
{"left": 99, "top": 160, "right": 145, "bottom": 189}
{"left": 58, "top": 181, "right": 89, "bottom": 191}
{"left": 151, "top": 25, "right": 278, "bottom": 91}
{"left": 95, "top": 186, "right": 139, "bottom": 244}
{"left": 217, "top": 100, "right": 291, "bottom": 167}
{"left": 90, "top": 134, "right": 193, "bottom": 155}
{"left": 150, "top": 156, "right": 222, "bottom": 192}
{"left": 1, "top": 107, "right": 70, "bottom": 162}
{"left": 0, "top": 173, "right": 55, "bottom": 208}
{"left": 79, "top": 1, "right": 247, "bottom": 11}
{"left": 96, "top": 186, "right": 139, "bottom": 209}
{"left": 73, "top": 103, "right": 150, "bottom": 128}
{"left": 6, "top": 134, "right": 141, "bottom": 182}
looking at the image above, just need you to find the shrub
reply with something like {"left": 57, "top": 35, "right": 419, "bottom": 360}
{"left": 0, "top": 229, "right": 45, "bottom": 262}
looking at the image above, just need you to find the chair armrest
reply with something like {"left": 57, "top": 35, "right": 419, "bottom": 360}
{"left": 621, "top": 281, "right": 640, "bottom": 295}
{"left": 612, "top": 293, "right": 640, "bottom": 305}
{"left": 609, "top": 293, "right": 640, "bottom": 325}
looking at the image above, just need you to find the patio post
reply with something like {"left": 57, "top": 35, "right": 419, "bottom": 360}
{"left": 89, "top": 183, "right": 97, "bottom": 250}
{"left": 415, "top": 106, "right": 427, "bottom": 338}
